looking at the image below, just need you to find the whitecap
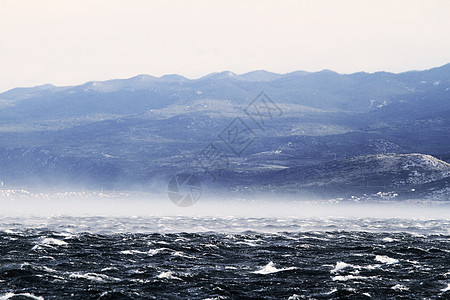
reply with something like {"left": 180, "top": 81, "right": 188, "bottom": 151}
{"left": 324, "top": 288, "right": 337, "bottom": 295}
{"left": 156, "top": 241, "right": 170, "bottom": 245}
{"left": 69, "top": 272, "right": 120, "bottom": 282}
{"left": 148, "top": 248, "right": 162, "bottom": 255}
{"left": 406, "top": 259, "right": 420, "bottom": 265}
{"left": 331, "top": 274, "right": 368, "bottom": 281}
{"left": 31, "top": 238, "right": 68, "bottom": 251}
{"left": 42, "top": 238, "right": 68, "bottom": 246}
{"left": 101, "top": 267, "right": 118, "bottom": 272}
{"left": 253, "top": 261, "right": 296, "bottom": 275}
{"left": 157, "top": 271, "right": 181, "bottom": 280}
{"left": 203, "top": 296, "right": 228, "bottom": 300}
{"left": 120, "top": 249, "right": 148, "bottom": 255}
{"left": 382, "top": 237, "right": 396, "bottom": 242}
{"left": 40, "top": 256, "right": 55, "bottom": 260}
{"left": 53, "top": 232, "right": 75, "bottom": 238}
{"left": 391, "top": 284, "right": 409, "bottom": 291}
{"left": 40, "top": 266, "right": 58, "bottom": 273}
{"left": 0, "top": 293, "right": 44, "bottom": 300}
{"left": 364, "top": 264, "right": 380, "bottom": 270}
{"left": 331, "top": 261, "right": 354, "bottom": 273}
{"left": 146, "top": 247, "right": 172, "bottom": 256}
{"left": 441, "top": 283, "right": 450, "bottom": 292}
{"left": 130, "top": 278, "right": 152, "bottom": 284}
{"left": 173, "top": 251, "right": 197, "bottom": 260}
{"left": 375, "top": 255, "right": 399, "bottom": 264}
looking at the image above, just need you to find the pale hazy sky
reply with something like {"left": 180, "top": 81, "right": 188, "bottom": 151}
{"left": 1, "top": 0, "right": 449, "bottom": 92}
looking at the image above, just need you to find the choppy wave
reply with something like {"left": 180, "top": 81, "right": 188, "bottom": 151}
{"left": 0, "top": 216, "right": 449, "bottom": 299}
{"left": 1, "top": 215, "right": 450, "bottom": 235}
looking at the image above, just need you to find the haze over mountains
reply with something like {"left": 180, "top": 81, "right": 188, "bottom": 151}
{"left": 0, "top": 64, "right": 449, "bottom": 202}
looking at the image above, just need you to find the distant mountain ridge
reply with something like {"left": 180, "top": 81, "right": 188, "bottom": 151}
{"left": 0, "top": 61, "right": 447, "bottom": 118}
{"left": 3, "top": 63, "right": 450, "bottom": 93}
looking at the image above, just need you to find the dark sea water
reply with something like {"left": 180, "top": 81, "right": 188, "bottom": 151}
{"left": 0, "top": 216, "right": 449, "bottom": 299}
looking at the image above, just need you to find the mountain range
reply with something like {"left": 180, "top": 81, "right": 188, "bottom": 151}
{"left": 0, "top": 64, "right": 449, "bottom": 202}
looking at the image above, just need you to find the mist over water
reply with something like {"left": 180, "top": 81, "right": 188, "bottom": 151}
{"left": 1, "top": 188, "right": 449, "bottom": 236}
{"left": 1, "top": 189, "right": 450, "bottom": 219}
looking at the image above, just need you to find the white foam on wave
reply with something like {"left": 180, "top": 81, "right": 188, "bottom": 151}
{"left": 203, "top": 296, "right": 228, "bottom": 300}
{"left": 69, "top": 272, "right": 120, "bottom": 282}
{"left": 173, "top": 251, "right": 198, "bottom": 260}
{"left": 0, "top": 293, "right": 44, "bottom": 300}
{"left": 382, "top": 237, "right": 396, "bottom": 242}
{"left": 391, "top": 284, "right": 409, "bottom": 291}
{"left": 120, "top": 249, "right": 148, "bottom": 255}
{"left": 101, "top": 267, "right": 118, "bottom": 272}
{"left": 157, "top": 271, "right": 181, "bottom": 280}
{"left": 40, "top": 265, "right": 58, "bottom": 273}
{"left": 148, "top": 248, "right": 165, "bottom": 255}
{"left": 331, "top": 261, "right": 357, "bottom": 273}
{"left": 331, "top": 274, "right": 369, "bottom": 281}
{"left": 235, "top": 241, "right": 258, "bottom": 247}
{"left": 41, "top": 238, "right": 68, "bottom": 246}
{"left": 406, "top": 259, "right": 420, "bottom": 265}
{"left": 253, "top": 261, "right": 296, "bottom": 275}
{"left": 130, "top": 278, "right": 151, "bottom": 284}
{"left": 324, "top": 288, "right": 338, "bottom": 295}
{"left": 121, "top": 248, "right": 168, "bottom": 256}
{"left": 441, "top": 283, "right": 450, "bottom": 292}
{"left": 364, "top": 264, "right": 381, "bottom": 270}
{"left": 53, "top": 231, "right": 76, "bottom": 238}
{"left": 157, "top": 240, "right": 171, "bottom": 244}
{"left": 375, "top": 255, "right": 399, "bottom": 264}
{"left": 31, "top": 237, "right": 68, "bottom": 251}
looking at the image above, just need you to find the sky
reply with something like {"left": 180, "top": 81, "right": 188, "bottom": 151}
{"left": 0, "top": 0, "right": 449, "bottom": 93}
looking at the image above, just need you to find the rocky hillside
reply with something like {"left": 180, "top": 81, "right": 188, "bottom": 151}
{"left": 229, "top": 154, "right": 450, "bottom": 201}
